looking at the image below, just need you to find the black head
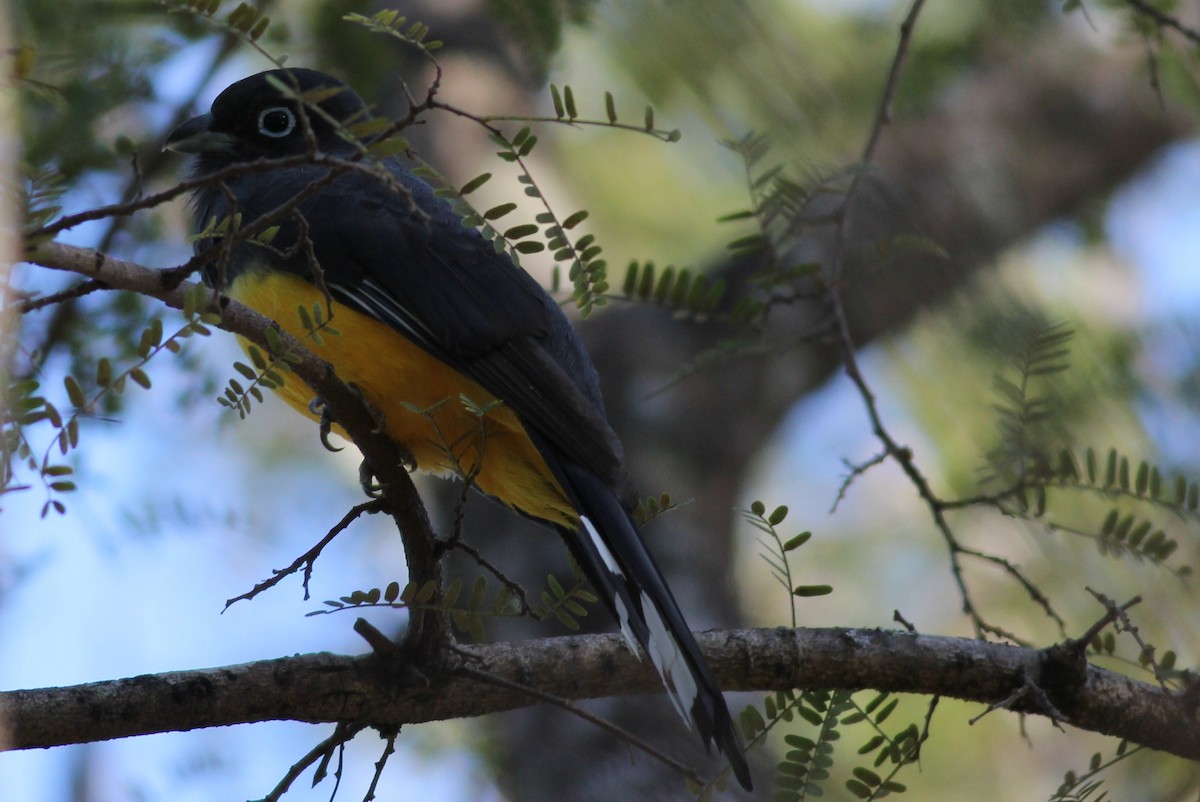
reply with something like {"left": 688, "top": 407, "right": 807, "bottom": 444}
{"left": 165, "top": 69, "right": 369, "bottom": 170}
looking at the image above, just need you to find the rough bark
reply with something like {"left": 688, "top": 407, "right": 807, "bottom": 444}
{"left": 4, "top": 628, "right": 1195, "bottom": 767}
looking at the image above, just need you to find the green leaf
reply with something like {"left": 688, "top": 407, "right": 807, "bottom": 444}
{"left": 858, "top": 735, "right": 885, "bottom": 754}
{"left": 296, "top": 304, "right": 314, "bottom": 333}
{"left": 504, "top": 224, "right": 538, "bottom": 240}
{"left": 739, "top": 704, "right": 765, "bottom": 738}
{"left": 346, "top": 117, "right": 393, "bottom": 140}
{"left": 96, "top": 358, "right": 113, "bottom": 388}
{"left": 444, "top": 578, "right": 463, "bottom": 607}
{"left": 484, "top": 203, "right": 518, "bottom": 220}
{"left": 562, "top": 210, "right": 589, "bottom": 230}
{"left": 550, "top": 84, "right": 565, "bottom": 119}
{"left": 851, "top": 767, "right": 881, "bottom": 786}
{"left": 553, "top": 608, "right": 580, "bottom": 630}
{"left": 63, "top": 375, "right": 86, "bottom": 408}
{"left": 368, "top": 136, "right": 409, "bottom": 158}
{"left": 414, "top": 580, "right": 438, "bottom": 605}
{"left": 564, "top": 85, "right": 578, "bottom": 119}
{"left": 459, "top": 172, "right": 492, "bottom": 195}
{"left": 874, "top": 698, "right": 899, "bottom": 723}
{"left": 517, "top": 134, "right": 538, "bottom": 157}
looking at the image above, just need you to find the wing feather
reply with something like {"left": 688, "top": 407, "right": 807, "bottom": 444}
{"left": 299, "top": 166, "right": 626, "bottom": 488}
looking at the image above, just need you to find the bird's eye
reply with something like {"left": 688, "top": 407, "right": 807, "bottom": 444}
{"left": 257, "top": 106, "right": 296, "bottom": 138}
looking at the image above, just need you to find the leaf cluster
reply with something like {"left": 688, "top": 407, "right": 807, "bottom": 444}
{"left": 742, "top": 500, "right": 826, "bottom": 629}
{"left": 175, "top": 0, "right": 273, "bottom": 44}
{"left": 620, "top": 261, "right": 732, "bottom": 321}
{"left": 218, "top": 301, "right": 341, "bottom": 420}
{"left": 981, "top": 319, "right": 1074, "bottom": 488}
{"left": 1049, "top": 740, "right": 1140, "bottom": 802}
{"left": 308, "top": 559, "right": 597, "bottom": 642}
{"left": 3, "top": 284, "right": 215, "bottom": 516}
{"left": 739, "top": 689, "right": 918, "bottom": 802}
{"left": 632, "top": 491, "right": 677, "bottom": 526}
{"left": 343, "top": 9, "right": 443, "bottom": 51}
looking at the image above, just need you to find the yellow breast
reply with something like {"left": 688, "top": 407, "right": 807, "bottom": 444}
{"left": 229, "top": 269, "right": 578, "bottom": 528}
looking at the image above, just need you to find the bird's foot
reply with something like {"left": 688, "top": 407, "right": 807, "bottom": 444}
{"left": 308, "top": 397, "right": 343, "bottom": 452}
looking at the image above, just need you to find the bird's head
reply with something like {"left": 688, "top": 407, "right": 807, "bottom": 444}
{"left": 164, "top": 68, "right": 370, "bottom": 170}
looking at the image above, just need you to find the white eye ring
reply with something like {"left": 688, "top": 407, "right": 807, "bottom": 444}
{"left": 257, "top": 106, "right": 296, "bottom": 138}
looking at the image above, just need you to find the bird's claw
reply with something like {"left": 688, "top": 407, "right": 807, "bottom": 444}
{"left": 309, "top": 397, "right": 343, "bottom": 452}
{"left": 358, "top": 460, "right": 384, "bottom": 498}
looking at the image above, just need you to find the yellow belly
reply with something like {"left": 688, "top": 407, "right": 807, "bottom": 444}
{"left": 230, "top": 270, "right": 578, "bottom": 528}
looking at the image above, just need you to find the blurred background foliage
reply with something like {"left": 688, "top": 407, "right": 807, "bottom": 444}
{"left": 4, "top": 0, "right": 1200, "bottom": 800}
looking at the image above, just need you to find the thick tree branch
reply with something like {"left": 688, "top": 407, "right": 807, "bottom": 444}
{"left": 1, "top": 627, "right": 1194, "bottom": 762}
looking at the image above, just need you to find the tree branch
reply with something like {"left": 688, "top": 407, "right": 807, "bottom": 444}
{"left": 1, "top": 627, "right": 1193, "bottom": 762}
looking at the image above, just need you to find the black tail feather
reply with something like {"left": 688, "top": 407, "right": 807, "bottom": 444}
{"left": 555, "top": 460, "right": 752, "bottom": 790}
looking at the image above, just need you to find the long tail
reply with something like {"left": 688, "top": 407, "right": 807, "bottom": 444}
{"left": 557, "top": 460, "right": 752, "bottom": 790}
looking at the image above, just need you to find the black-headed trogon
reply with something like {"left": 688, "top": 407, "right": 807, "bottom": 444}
{"left": 165, "top": 69, "right": 750, "bottom": 789}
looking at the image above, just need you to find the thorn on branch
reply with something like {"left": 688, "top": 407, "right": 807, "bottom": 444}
{"left": 969, "top": 667, "right": 1069, "bottom": 730}
{"left": 893, "top": 609, "right": 917, "bottom": 633}
{"left": 354, "top": 617, "right": 397, "bottom": 656}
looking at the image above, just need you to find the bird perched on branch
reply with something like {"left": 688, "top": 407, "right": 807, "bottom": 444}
{"left": 166, "top": 68, "right": 750, "bottom": 790}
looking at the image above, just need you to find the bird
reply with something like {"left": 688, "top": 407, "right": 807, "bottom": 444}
{"left": 165, "top": 68, "right": 751, "bottom": 790}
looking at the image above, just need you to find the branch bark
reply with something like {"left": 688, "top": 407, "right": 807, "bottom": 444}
{"left": 2, "top": 627, "right": 1194, "bottom": 763}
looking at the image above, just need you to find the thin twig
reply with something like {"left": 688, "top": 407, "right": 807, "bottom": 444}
{"left": 831, "top": 450, "right": 888, "bottom": 513}
{"left": 956, "top": 545, "right": 1065, "bottom": 635}
{"left": 363, "top": 728, "right": 398, "bottom": 802}
{"left": 1125, "top": 0, "right": 1200, "bottom": 47}
{"left": 255, "top": 723, "right": 366, "bottom": 802}
{"left": 1084, "top": 589, "right": 1169, "bottom": 690}
{"left": 1074, "top": 592, "right": 1141, "bottom": 650}
{"left": 826, "top": 0, "right": 1024, "bottom": 639}
{"left": 967, "top": 668, "right": 1068, "bottom": 729}
{"left": 14, "top": 279, "right": 109, "bottom": 313}
{"left": 456, "top": 666, "right": 707, "bottom": 788}
{"left": 224, "top": 499, "right": 385, "bottom": 609}
{"left": 444, "top": 538, "right": 533, "bottom": 617}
